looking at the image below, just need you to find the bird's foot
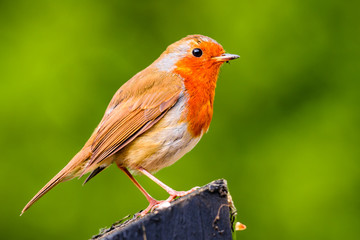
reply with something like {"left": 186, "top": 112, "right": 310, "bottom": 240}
{"left": 166, "top": 186, "right": 200, "bottom": 201}
{"left": 137, "top": 198, "right": 161, "bottom": 217}
{"left": 162, "top": 186, "right": 200, "bottom": 203}
{"left": 137, "top": 186, "right": 200, "bottom": 217}
{"left": 138, "top": 199, "right": 172, "bottom": 217}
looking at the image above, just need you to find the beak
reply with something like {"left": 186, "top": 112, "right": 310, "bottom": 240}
{"left": 212, "top": 53, "right": 240, "bottom": 62}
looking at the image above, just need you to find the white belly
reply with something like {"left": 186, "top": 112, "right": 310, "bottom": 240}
{"left": 117, "top": 93, "right": 202, "bottom": 172}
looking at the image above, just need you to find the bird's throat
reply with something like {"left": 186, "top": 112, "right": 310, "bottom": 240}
{"left": 175, "top": 64, "right": 221, "bottom": 137}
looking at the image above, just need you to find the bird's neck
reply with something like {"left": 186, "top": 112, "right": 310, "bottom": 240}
{"left": 175, "top": 65, "right": 221, "bottom": 137}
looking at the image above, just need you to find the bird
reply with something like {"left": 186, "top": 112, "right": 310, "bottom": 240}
{"left": 21, "top": 34, "right": 239, "bottom": 216}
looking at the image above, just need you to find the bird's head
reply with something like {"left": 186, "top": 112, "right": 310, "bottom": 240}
{"left": 155, "top": 35, "right": 239, "bottom": 80}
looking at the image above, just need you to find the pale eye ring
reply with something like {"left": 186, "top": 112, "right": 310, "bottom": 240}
{"left": 192, "top": 48, "right": 203, "bottom": 57}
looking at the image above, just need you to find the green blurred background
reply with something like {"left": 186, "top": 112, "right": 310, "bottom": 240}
{"left": 1, "top": 0, "right": 359, "bottom": 239}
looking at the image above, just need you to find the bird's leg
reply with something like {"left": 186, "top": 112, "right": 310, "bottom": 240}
{"left": 137, "top": 167, "right": 199, "bottom": 202}
{"left": 116, "top": 165, "right": 160, "bottom": 216}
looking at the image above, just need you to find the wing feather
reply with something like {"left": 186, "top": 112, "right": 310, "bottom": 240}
{"left": 81, "top": 70, "right": 183, "bottom": 174}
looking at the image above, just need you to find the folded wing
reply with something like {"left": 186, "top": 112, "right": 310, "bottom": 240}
{"left": 82, "top": 71, "right": 184, "bottom": 174}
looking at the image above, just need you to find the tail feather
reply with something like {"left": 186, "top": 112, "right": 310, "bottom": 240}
{"left": 83, "top": 166, "right": 106, "bottom": 185}
{"left": 21, "top": 147, "right": 92, "bottom": 215}
{"left": 21, "top": 170, "right": 68, "bottom": 216}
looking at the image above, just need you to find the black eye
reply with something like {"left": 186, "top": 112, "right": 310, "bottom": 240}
{"left": 192, "top": 48, "right": 203, "bottom": 57}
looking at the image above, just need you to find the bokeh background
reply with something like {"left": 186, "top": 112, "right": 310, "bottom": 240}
{"left": 1, "top": 0, "right": 359, "bottom": 239}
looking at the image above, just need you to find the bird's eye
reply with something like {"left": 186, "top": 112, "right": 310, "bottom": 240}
{"left": 192, "top": 48, "right": 203, "bottom": 57}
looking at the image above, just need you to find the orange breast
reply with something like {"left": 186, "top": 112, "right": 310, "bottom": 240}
{"left": 174, "top": 59, "right": 221, "bottom": 137}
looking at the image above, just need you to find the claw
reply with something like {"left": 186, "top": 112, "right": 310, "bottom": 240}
{"left": 138, "top": 199, "right": 161, "bottom": 217}
{"left": 167, "top": 186, "right": 200, "bottom": 200}
{"left": 138, "top": 187, "right": 199, "bottom": 217}
{"left": 138, "top": 199, "right": 171, "bottom": 217}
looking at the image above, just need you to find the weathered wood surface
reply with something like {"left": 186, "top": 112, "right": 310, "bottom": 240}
{"left": 91, "top": 179, "right": 236, "bottom": 240}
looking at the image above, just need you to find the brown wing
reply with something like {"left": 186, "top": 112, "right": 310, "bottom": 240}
{"left": 82, "top": 70, "right": 183, "bottom": 174}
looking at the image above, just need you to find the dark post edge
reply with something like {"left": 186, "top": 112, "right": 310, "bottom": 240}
{"left": 91, "top": 179, "right": 238, "bottom": 240}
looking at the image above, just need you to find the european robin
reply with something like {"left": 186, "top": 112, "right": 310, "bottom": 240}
{"left": 21, "top": 34, "right": 239, "bottom": 216}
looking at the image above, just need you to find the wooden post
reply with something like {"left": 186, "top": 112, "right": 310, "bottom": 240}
{"left": 91, "top": 179, "right": 237, "bottom": 240}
